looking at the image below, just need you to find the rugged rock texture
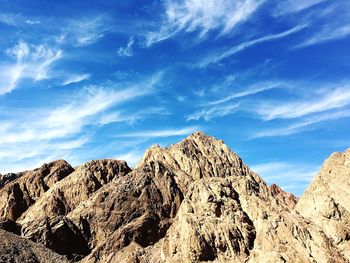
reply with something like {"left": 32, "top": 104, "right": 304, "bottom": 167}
{"left": 296, "top": 149, "right": 350, "bottom": 260}
{"left": 19, "top": 159, "right": 131, "bottom": 223}
{"left": 0, "top": 172, "right": 24, "bottom": 189}
{"left": 138, "top": 132, "right": 253, "bottom": 192}
{"left": 17, "top": 159, "right": 131, "bottom": 258}
{"left": 0, "top": 160, "right": 74, "bottom": 221}
{"left": 0, "top": 229, "right": 69, "bottom": 263}
{"left": 0, "top": 132, "right": 349, "bottom": 263}
{"left": 68, "top": 161, "right": 183, "bottom": 262}
{"left": 269, "top": 183, "right": 298, "bottom": 210}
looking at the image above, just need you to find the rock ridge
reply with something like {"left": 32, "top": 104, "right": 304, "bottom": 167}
{"left": 0, "top": 132, "right": 349, "bottom": 263}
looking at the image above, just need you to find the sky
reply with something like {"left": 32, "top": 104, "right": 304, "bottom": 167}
{"left": 0, "top": 0, "right": 349, "bottom": 196}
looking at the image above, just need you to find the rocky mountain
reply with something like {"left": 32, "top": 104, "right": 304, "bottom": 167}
{"left": 0, "top": 132, "right": 349, "bottom": 263}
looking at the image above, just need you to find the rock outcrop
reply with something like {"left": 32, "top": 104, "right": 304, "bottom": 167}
{"left": 0, "top": 172, "right": 24, "bottom": 189}
{"left": 296, "top": 149, "right": 350, "bottom": 260}
{"left": 0, "top": 160, "right": 74, "bottom": 221}
{"left": 0, "top": 229, "right": 69, "bottom": 263}
{"left": 0, "top": 132, "right": 349, "bottom": 263}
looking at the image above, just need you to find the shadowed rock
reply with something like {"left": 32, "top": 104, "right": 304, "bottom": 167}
{"left": 0, "top": 160, "right": 74, "bottom": 221}
{"left": 1, "top": 132, "right": 349, "bottom": 263}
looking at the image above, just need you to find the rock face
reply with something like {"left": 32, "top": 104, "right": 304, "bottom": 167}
{"left": 0, "top": 229, "right": 69, "bottom": 263}
{"left": 0, "top": 160, "right": 74, "bottom": 221}
{"left": 0, "top": 132, "right": 349, "bottom": 263}
{"left": 296, "top": 149, "right": 350, "bottom": 260}
{"left": 0, "top": 172, "right": 24, "bottom": 189}
{"left": 268, "top": 183, "right": 298, "bottom": 210}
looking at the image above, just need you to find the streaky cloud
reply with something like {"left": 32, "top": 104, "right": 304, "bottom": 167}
{"left": 115, "top": 126, "right": 200, "bottom": 138}
{"left": 255, "top": 86, "right": 350, "bottom": 120}
{"left": 146, "top": 0, "right": 264, "bottom": 46}
{"left": 186, "top": 103, "right": 239, "bottom": 121}
{"left": 200, "top": 24, "right": 307, "bottom": 66}
{"left": 274, "top": 0, "right": 326, "bottom": 16}
{"left": 62, "top": 74, "right": 91, "bottom": 86}
{"left": 208, "top": 82, "right": 283, "bottom": 106}
{"left": 296, "top": 24, "right": 350, "bottom": 48}
{"left": 252, "top": 109, "right": 350, "bottom": 138}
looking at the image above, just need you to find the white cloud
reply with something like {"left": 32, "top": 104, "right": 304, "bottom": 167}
{"left": 114, "top": 150, "right": 144, "bottom": 167}
{"left": 274, "top": 0, "right": 326, "bottom": 16}
{"left": 115, "top": 126, "right": 199, "bottom": 138}
{"left": 25, "top": 19, "right": 40, "bottom": 25}
{"left": 251, "top": 161, "right": 320, "bottom": 196}
{"left": 0, "top": 41, "right": 63, "bottom": 94}
{"left": 187, "top": 103, "right": 239, "bottom": 121}
{"left": 0, "top": 72, "right": 163, "bottom": 173}
{"left": 146, "top": 0, "right": 264, "bottom": 46}
{"left": 62, "top": 73, "right": 91, "bottom": 86}
{"left": 117, "top": 37, "right": 134, "bottom": 57}
{"left": 99, "top": 107, "right": 168, "bottom": 125}
{"left": 7, "top": 41, "right": 30, "bottom": 61}
{"left": 252, "top": 109, "right": 350, "bottom": 138}
{"left": 0, "top": 64, "right": 24, "bottom": 95}
{"left": 33, "top": 49, "right": 62, "bottom": 81}
{"left": 177, "top": 95, "right": 187, "bottom": 102}
{"left": 297, "top": 24, "right": 350, "bottom": 48}
{"left": 62, "top": 16, "right": 108, "bottom": 47}
{"left": 201, "top": 24, "right": 307, "bottom": 66}
{"left": 256, "top": 86, "right": 350, "bottom": 120}
{"left": 208, "top": 81, "right": 283, "bottom": 106}
{"left": 0, "top": 13, "right": 41, "bottom": 27}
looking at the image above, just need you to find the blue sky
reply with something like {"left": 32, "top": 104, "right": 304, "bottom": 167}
{"left": 0, "top": 0, "right": 349, "bottom": 195}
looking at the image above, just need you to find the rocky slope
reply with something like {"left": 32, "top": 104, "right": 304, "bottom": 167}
{"left": 0, "top": 132, "right": 349, "bottom": 263}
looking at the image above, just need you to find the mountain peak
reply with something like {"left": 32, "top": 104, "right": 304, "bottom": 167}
{"left": 0, "top": 134, "right": 349, "bottom": 262}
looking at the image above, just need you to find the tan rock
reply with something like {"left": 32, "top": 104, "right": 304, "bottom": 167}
{"left": 19, "top": 159, "right": 131, "bottom": 223}
{"left": 268, "top": 183, "right": 298, "bottom": 210}
{"left": 1, "top": 132, "right": 349, "bottom": 263}
{"left": 296, "top": 148, "right": 350, "bottom": 260}
{"left": 0, "top": 160, "right": 74, "bottom": 221}
{"left": 68, "top": 161, "right": 183, "bottom": 262}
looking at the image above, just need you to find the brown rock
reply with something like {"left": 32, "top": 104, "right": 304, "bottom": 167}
{"left": 21, "top": 216, "right": 90, "bottom": 260}
{"left": 0, "top": 172, "right": 24, "bottom": 189}
{"left": 269, "top": 183, "right": 298, "bottom": 210}
{"left": 68, "top": 161, "right": 183, "bottom": 262}
{"left": 0, "top": 229, "right": 69, "bottom": 263}
{"left": 0, "top": 160, "right": 74, "bottom": 221}
{"left": 17, "top": 159, "right": 131, "bottom": 258}
{"left": 1, "top": 132, "right": 349, "bottom": 263}
{"left": 19, "top": 159, "right": 131, "bottom": 223}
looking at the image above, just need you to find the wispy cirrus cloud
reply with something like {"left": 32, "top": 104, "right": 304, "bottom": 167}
{"left": 187, "top": 81, "right": 283, "bottom": 121}
{"left": 117, "top": 37, "right": 134, "bottom": 57}
{"left": 0, "top": 41, "right": 62, "bottom": 95}
{"left": 200, "top": 24, "right": 307, "bottom": 66}
{"left": 60, "top": 15, "right": 109, "bottom": 47}
{"left": 251, "top": 161, "right": 319, "bottom": 196}
{"left": 187, "top": 103, "right": 239, "bottom": 121}
{"left": 115, "top": 126, "right": 199, "bottom": 138}
{"left": 114, "top": 150, "right": 144, "bottom": 167}
{"left": 146, "top": 0, "right": 264, "bottom": 46}
{"left": 0, "top": 72, "right": 163, "bottom": 173}
{"left": 255, "top": 86, "right": 350, "bottom": 120}
{"left": 208, "top": 81, "right": 283, "bottom": 106}
{"left": 62, "top": 73, "right": 91, "bottom": 86}
{"left": 274, "top": 0, "right": 326, "bottom": 16}
{"left": 252, "top": 109, "right": 350, "bottom": 138}
{"left": 297, "top": 24, "right": 350, "bottom": 48}
{"left": 99, "top": 107, "right": 169, "bottom": 125}
{"left": 0, "top": 13, "right": 41, "bottom": 27}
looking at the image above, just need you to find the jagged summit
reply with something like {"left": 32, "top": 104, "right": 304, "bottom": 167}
{"left": 0, "top": 134, "right": 349, "bottom": 262}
